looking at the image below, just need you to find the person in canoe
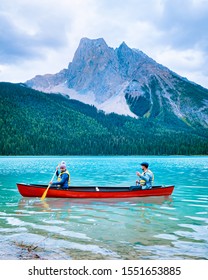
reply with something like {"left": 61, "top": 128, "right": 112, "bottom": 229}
{"left": 49, "top": 161, "right": 70, "bottom": 189}
{"left": 130, "top": 162, "right": 154, "bottom": 190}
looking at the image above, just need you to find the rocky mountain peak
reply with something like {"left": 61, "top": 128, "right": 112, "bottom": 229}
{"left": 118, "top": 41, "right": 130, "bottom": 50}
{"left": 79, "top": 37, "right": 108, "bottom": 48}
{"left": 26, "top": 37, "right": 208, "bottom": 128}
{"left": 67, "top": 38, "right": 119, "bottom": 101}
{"left": 71, "top": 37, "right": 111, "bottom": 64}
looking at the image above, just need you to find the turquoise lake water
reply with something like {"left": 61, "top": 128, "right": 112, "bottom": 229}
{"left": 0, "top": 156, "right": 207, "bottom": 260}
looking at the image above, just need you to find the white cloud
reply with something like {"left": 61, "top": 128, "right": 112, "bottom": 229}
{"left": 155, "top": 48, "right": 205, "bottom": 72}
{"left": 154, "top": 47, "right": 208, "bottom": 87}
{"left": 0, "top": 0, "right": 208, "bottom": 88}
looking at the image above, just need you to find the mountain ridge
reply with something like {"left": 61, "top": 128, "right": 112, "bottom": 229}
{"left": 26, "top": 37, "right": 208, "bottom": 128}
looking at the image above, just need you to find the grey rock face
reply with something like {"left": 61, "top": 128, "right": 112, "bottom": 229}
{"left": 26, "top": 37, "right": 208, "bottom": 128}
{"left": 26, "top": 69, "right": 68, "bottom": 91}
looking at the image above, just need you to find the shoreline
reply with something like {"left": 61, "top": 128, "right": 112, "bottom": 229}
{"left": 0, "top": 154, "right": 208, "bottom": 157}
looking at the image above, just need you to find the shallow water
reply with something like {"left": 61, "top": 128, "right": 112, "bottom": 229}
{"left": 0, "top": 156, "right": 207, "bottom": 259}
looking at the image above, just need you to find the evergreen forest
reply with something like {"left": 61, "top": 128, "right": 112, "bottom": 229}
{"left": 0, "top": 82, "right": 207, "bottom": 155}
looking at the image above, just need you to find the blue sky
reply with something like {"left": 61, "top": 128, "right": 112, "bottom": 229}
{"left": 0, "top": 0, "right": 208, "bottom": 88}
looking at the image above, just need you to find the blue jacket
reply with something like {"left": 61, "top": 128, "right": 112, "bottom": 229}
{"left": 140, "top": 170, "right": 154, "bottom": 189}
{"left": 52, "top": 170, "right": 70, "bottom": 189}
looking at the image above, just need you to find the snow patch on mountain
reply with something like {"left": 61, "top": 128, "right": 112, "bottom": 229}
{"left": 49, "top": 83, "right": 97, "bottom": 105}
{"left": 98, "top": 82, "right": 137, "bottom": 117}
{"left": 42, "top": 83, "right": 136, "bottom": 117}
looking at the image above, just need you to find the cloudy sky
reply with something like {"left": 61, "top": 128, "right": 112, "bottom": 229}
{"left": 0, "top": 0, "right": 208, "bottom": 88}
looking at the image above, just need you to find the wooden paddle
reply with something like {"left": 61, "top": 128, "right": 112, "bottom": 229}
{"left": 41, "top": 165, "right": 59, "bottom": 200}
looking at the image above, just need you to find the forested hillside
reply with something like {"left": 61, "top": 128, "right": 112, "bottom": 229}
{"left": 0, "top": 82, "right": 207, "bottom": 155}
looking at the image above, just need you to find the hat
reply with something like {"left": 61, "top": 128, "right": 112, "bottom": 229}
{"left": 60, "top": 163, "right": 66, "bottom": 169}
{"left": 140, "top": 162, "right": 149, "bottom": 168}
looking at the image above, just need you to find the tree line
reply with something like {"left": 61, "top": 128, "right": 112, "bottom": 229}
{"left": 0, "top": 82, "right": 207, "bottom": 155}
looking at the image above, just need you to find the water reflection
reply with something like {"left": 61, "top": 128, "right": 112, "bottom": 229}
{"left": 18, "top": 195, "right": 173, "bottom": 211}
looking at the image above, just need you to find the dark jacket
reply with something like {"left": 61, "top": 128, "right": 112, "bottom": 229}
{"left": 52, "top": 170, "right": 70, "bottom": 189}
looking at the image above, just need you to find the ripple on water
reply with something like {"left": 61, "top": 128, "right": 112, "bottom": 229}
{"left": 175, "top": 224, "right": 208, "bottom": 242}
{"left": 196, "top": 212, "right": 208, "bottom": 215}
{"left": 0, "top": 227, "right": 27, "bottom": 233}
{"left": 154, "top": 234, "right": 178, "bottom": 241}
{"left": 5, "top": 216, "right": 93, "bottom": 241}
{"left": 134, "top": 241, "right": 207, "bottom": 260}
{"left": 188, "top": 204, "right": 208, "bottom": 208}
{"left": 172, "top": 240, "right": 208, "bottom": 259}
{"left": 168, "top": 217, "right": 179, "bottom": 221}
{"left": 185, "top": 215, "right": 208, "bottom": 222}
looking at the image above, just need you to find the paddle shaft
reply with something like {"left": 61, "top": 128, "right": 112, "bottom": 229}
{"left": 40, "top": 167, "right": 58, "bottom": 200}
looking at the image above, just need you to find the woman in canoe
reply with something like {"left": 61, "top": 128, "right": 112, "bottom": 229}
{"left": 49, "top": 161, "right": 70, "bottom": 189}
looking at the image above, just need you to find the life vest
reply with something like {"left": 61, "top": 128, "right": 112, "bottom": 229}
{"left": 140, "top": 169, "right": 154, "bottom": 186}
{"left": 57, "top": 170, "right": 70, "bottom": 186}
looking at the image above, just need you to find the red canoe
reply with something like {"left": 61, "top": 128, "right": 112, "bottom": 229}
{"left": 16, "top": 183, "right": 174, "bottom": 199}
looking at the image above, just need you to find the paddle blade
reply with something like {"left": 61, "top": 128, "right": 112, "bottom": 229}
{"left": 41, "top": 185, "right": 50, "bottom": 200}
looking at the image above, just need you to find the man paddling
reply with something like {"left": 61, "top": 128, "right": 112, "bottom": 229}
{"left": 130, "top": 162, "right": 154, "bottom": 190}
{"left": 49, "top": 161, "right": 70, "bottom": 189}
